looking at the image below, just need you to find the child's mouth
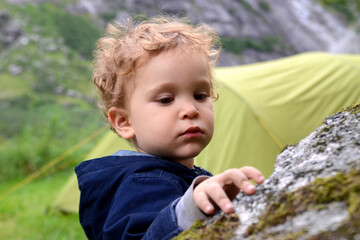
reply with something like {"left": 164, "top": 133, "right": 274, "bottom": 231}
{"left": 181, "top": 127, "right": 203, "bottom": 138}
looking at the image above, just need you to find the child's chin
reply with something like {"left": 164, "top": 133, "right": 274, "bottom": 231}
{"left": 178, "top": 149, "right": 203, "bottom": 159}
{"left": 166, "top": 151, "right": 199, "bottom": 161}
{"left": 161, "top": 144, "right": 206, "bottom": 160}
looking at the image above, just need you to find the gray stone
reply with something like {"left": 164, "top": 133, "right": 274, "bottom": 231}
{"left": 175, "top": 103, "right": 360, "bottom": 239}
{"left": 0, "top": 10, "right": 22, "bottom": 48}
{"left": 8, "top": 64, "right": 22, "bottom": 75}
{"left": 231, "top": 104, "right": 360, "bottom": 239}
{"left": 3, "top": 0, "right": 360, "bottom": 65}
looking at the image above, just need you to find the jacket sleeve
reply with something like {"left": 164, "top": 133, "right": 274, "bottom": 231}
{"left": 175, "top": 176, "right": 210, "bottom": 230}
{"left": 102, "top": 174, "right": 186, "bottom": 240}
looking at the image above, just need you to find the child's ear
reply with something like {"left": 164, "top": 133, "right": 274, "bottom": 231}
{"left": 108, "top": 107, "right": 135, "bottom": 139}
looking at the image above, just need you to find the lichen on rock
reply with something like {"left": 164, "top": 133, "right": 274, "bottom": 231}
{"left": 174, "top": 103, "right": 360, "bottom": 240}
{"left": 244, "top": 168, "right": 360, "bottom": 239}
{"left": 173, "top": 214, "right": 240, "bottom": 240}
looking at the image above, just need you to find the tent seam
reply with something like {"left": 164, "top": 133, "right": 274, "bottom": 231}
{"left": 220, "top": 81, "right": 285, "bottom": 150}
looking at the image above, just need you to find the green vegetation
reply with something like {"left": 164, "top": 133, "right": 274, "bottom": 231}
{"left": 173, "top": 214, "right": 240, "bottom": 240}
{"left": 258, "top": 1, "right": 271, "bottom": 12}
{"left": 133, "top": 14, "right": 149, "bottom": 23}
{"left": 221, "top": 36, "right": 279, "bottom": 54}
{"left": 340, "top": 102, "right": 360, "bottom": 115}
{"left": 317, "top": 0, "right": 360, "bottom": 23}
{"left": 0, "top": 170, "right": 86, "bottom": 240}
{"left": 19, "top": 2, "right": 100, "bottom": 59}
{"left": 101, "top": 12, "right": 117, "bottom": 22}
{"left": 236, "top": 0, "right": 257, "bottom": 14}
{"left": 0, "top": 102, "right": 104, "bottom": 180}
{"left": 0, "top": 2, "right": 105, "bottom": 235}
{"left": 0, "top": 1, "right": 104, "bottom": 181}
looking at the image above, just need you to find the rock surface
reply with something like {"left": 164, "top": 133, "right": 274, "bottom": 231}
{"left": 3, "top": 0, "right": 360, "bottom": 65}
{"left": 72, "top": 0, "right": 360, "bottom": 65}
{"left": 175, "top": 103, "right": 360, "bottom": 239}
{"left": 0, "top": 10, "right": 22, "bottom": 49}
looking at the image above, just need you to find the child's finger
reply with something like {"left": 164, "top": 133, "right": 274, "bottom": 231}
{"left": 193, "top": 190, "right": 215, "bottom": 214}
{"left": 218, "top": 169, "right": 257, "bottom": 195}
{"left": 196, "top": 181, "right": 253, "bottom": 214}
{"left": 205, "top": 186, "right": 234, "bottom": 214}
{"left": 194, "top": 181, "right": 235, "bottom": 214}
{"left": 239, "top": 166, "right": 265, "bottom": 184}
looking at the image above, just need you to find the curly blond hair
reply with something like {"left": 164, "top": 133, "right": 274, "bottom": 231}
{"left": 92, "top": 16, "right": 221, "bottom": 122}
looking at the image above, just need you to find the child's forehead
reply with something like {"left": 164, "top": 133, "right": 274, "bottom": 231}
{"left": 136, "top": 48, "right": 209, "bottom": 73}
{"left": 132, "top": 49, "right": 210, "bottom": 86}
{"left": 144, "top": 47, "right": 208, "bottom": 66}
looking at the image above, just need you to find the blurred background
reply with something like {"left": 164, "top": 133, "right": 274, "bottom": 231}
{"left": 1, "top": 0, "right": 360, "bottom": 239}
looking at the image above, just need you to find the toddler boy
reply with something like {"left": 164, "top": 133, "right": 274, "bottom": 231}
{"left": 75, "top": 17, "right": 264, "bottom": 240}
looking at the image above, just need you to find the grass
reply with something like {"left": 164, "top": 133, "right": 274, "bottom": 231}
{"left": 0, "top": 0, "right": 104, "bottom": 181}
{"left": 0, "top": 169, "right": 86, "bottom": 240}
{"left": 0, "top": 74, "right": 32, "bottom": 100}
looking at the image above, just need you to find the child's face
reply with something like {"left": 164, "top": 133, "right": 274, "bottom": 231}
{"left": 127, "top": 48, "right": 214, "bottom": 167}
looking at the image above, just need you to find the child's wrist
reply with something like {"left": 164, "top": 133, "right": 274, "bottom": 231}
{"left": 175, "top": 176, "right": 210, "bottom": 230}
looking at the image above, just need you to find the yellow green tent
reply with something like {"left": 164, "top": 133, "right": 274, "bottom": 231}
{"left": 53, "top": 52, "right": 360, "bottom": 213}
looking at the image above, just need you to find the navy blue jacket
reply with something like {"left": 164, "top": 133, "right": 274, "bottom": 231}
{"left": 75, "top": 151, "right": 212, "bottom": 240}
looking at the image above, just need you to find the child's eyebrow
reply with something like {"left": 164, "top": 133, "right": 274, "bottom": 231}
{"left": 147, "top": 82, "right": 177, "bottom": 94}
{"left": 195, "top": 79, "right": 211, "bottom": 89}
{"left": 148, "top": 79, "right": 211, "bottom": 94}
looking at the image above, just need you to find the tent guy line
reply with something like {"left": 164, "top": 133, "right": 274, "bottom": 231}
{"left": 0, "top": 126, "right": 108, "bottom": 202}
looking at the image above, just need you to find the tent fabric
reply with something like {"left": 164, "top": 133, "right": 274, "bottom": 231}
{"left": 52, "top": 131, "right": 133, "bottom": 213}
{"left": 197, "top": 52, "right": 360, "bottom": 175}
{"left": 52, "top": 52, "right": 360, "bottom": 214}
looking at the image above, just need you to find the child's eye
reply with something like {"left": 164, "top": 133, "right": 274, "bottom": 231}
{"left": 158, "top": 97, "right": 174, "bottom": 104}
{"left": 194, "top": 93, "right": 208, "bottom": 101}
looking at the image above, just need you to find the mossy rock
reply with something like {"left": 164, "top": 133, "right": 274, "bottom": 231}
{"left": 173, "top": 214, "right": 240, "bottom": 240}
{"left": 173, "top": 103, "right": 360, "bottom": 239}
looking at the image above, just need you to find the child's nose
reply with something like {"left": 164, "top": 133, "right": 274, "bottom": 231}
{"left": 179, "top": 102, "right": 199, "bottom": 120}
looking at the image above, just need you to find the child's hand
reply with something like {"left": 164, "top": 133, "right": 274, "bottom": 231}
{"left": 193, "top": 167, "right": 264, "bottom": 215}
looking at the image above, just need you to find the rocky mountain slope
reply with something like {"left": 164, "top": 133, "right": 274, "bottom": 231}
{"left": 175, "top": 103, "right": 360, "bottom": 239}
{"left": 2, "top": 0, "right": 360, "bottom": 65}
{"left": 66, "top": 0, "right": 360, "bottom": 65}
